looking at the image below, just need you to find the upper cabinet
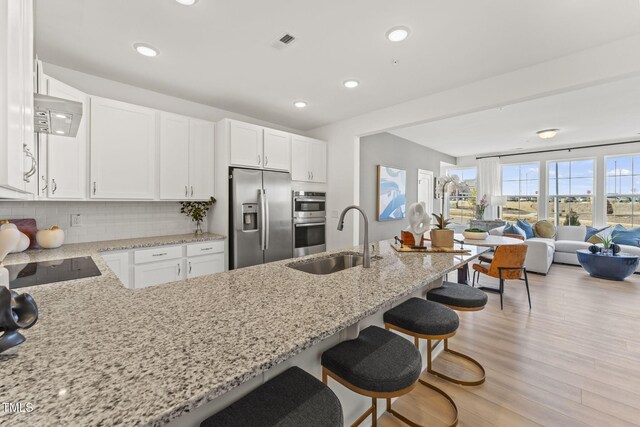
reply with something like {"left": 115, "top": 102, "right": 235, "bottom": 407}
{"left": 291, "top": 136, "right": 327, "bottom": 183}
{"left": 159, "top": 112, "right": 214, "bottom": 200}
{"left": 43, "top": 75, "right": 88, "bottom": 199}
{"left": 90, "top": 97, "right": 156, "bottom": 199}
{"left": 228, "top": 120, "right": 291, "bottom": 172}
{"left": 0, "top": 0, "right": 34, "bottom": 195}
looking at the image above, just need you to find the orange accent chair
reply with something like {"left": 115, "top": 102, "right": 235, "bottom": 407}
{"left": 472, "top": 244, "right": 531, "bottom": 310}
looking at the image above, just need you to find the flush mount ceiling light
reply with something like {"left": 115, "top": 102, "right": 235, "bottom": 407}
{"left": 537, "top": 129, "right": 559, "bottom": 139}
{"left": 175, "top": 0, "right": 198, "bottom": 5}
{"left": 386, "top": 26, "right": 410, "bottom": 42}
{"left": 55, "top": 130, "right": 65, "bottom": 135}
{"left": 293, "top": 101, "right": 308, "bottom": 108}
{"left": 343, "top": 80, "right": 359, "bottom": 89}
{"left": 133, "top": 43, "right": 159, "bottom": 57}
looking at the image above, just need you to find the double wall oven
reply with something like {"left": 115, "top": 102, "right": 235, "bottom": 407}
{"left": 293, "top": 191, "right": 326, "bottom": 257}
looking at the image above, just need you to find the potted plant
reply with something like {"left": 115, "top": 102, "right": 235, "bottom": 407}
{"left": 179, "top": 197, "right": 216, "bottom": 234}
{"left": 432, "top": 175, "right": 470, "bottom": 248}
{"left": 475, "top": 194, "right": 489, "bottom": 220}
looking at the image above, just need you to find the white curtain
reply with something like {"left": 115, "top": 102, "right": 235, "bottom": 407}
{"left": 477, "top": 157, "right": 501, "bottom": 219}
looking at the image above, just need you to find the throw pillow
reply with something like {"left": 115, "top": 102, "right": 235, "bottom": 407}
{"left": 585, "top": 226, "right": 610, "bottom": 243}
{"left": 612, "top": 227, "right": 640, "bottom": 247}
{"left": 516, "top": 219, "right": 535, "bottom": 239}
{"left": 504, "top": 222, "right": 527, "bottom": 239}
{"left": 533, "top": 220, "right": 557, "bottom": 239}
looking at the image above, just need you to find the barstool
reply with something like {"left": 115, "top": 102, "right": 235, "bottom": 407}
{"left": 200, "top": 366, "right": 343, "bottom": 427}
{"left": 383, "top": 298, "right": 460, "bottom": 427}
{"left": 321, "top": 325, "right": 425, "bottom": 427}
{"left": 426, "top": 281, "right": 488, "bottom": 386}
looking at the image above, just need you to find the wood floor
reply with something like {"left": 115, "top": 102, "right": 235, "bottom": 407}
{"left": 379, "top": 262, "right": 640, "bottom": 427}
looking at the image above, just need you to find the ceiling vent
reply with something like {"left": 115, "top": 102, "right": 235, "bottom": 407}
{"left": 272, "top": 33, "right": 296, "bottom": 50}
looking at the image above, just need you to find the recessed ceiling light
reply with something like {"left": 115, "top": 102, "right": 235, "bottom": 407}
{"left": 386, "top": 26, "right": 410, "bottom": 42}
{"left": 537, "top": 129, "right": 559, "bottom": 139}
{"left": 343, "top": 80, "right": 359, "bottom": 89}
{"left": 55, "top": 130, "right": 64, "bottom": 135}
{"left": 293, "top": 101, "right": 307, "bottom": 108}
{"left": 134, "top": 43, "right": 159, "bottom": 57}
{"left": 175, "top": 0, "right": 198, "bottom": 4}
{"left": 54, "top": 113, "right": 67, "bottom": 119}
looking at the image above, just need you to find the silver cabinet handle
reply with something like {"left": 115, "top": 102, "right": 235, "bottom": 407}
{"left": 152, "top": 253, "right": 168, "bottom": 257}
{"left": 185, "top": 186, "right": 188, "bottom": 197}
{"left": 41, "top": 175, "right": 48, "bottom": 194}
{"left": 311, "top": 171, "right": 314, "bottom": 180}
{"left": 191, "top": 186, "right": 194, "bottom": 197}
{"left": 308, "top": 171, "right": 311, "bottom": 180}
{"left": 51, "top": 179, "right": 57, "bottom": 194}
{"left": 177, "top": 263, "right": 181, "bottom": 276}
{"left": 188, "top": 261, "right": 192, "bottom": 274}
{"left": 23, "top": 144, "right": 37, "bottom": 183}
{"left": 93, "top": 181, "right": 97, "bottom": 195}
{"left": 257, "top": 154, "right": 261, "bottom": 165}
{"left": 265, "top": 156, "right": 268, "bottom": 166}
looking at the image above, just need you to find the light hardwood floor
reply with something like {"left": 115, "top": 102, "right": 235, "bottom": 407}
{"left": 380, "top": 262, "right": 640, "bottom": 427}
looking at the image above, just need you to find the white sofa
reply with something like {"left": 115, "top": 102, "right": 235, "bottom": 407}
{"left": 489, "top": 225, "right": 640, "bottom": 275}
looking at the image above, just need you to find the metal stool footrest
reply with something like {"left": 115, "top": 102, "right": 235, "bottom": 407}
{"left": 429, "top": 339, "right": 486, "bottom": 386}
{"left": 386, "top": 378, "right": 459, "bottom": 427}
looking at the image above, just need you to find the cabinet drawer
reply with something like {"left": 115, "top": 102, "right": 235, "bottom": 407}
{"left": 186, "top": 240, "right": 224, "bottom": 257}
{"left": 135, "top": 245, "right": 183, "bottom": 264}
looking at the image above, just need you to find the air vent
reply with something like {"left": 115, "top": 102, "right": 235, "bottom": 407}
{"left": 272, "top": 33, "right": 297, "bottom": 50}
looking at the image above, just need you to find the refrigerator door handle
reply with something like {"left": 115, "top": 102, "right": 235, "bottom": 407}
{"left": 259, "top": 189, "right": 266, "bottom": 251}
{"left": 264, "top": 190, "right": 270, "bottom": 250}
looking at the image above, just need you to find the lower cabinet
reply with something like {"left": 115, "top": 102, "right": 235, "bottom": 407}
{"left": 134, "top": 259, "right": 184, "bottom": 289}
{"left": 187, "top": 253, "right": 224, "bottom": 279}
{"left": 101, "top": 251, "right": 130, "bottom": 287}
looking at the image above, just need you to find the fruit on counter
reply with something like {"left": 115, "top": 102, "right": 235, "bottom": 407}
{"left": 36, "top": 226, "right": 65, "bottom": 249}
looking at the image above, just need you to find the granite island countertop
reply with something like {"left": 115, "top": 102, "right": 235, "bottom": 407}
{"left": 0, "top": 236, "right": 486, "bottom": 426}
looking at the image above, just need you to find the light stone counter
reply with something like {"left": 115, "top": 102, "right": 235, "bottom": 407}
{"left": 0, "top": 237, "right": 486, "bottom": 426}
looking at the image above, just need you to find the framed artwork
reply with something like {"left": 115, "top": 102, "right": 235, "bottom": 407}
{"left": 377, "top": 165, "right": 407, "bottom": 221}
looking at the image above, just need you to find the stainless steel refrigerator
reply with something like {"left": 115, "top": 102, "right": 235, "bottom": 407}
{"left": 230, "top": 168, "right": 293, "bottom": 269}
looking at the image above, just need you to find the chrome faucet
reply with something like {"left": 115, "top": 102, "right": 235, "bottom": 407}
{"left": 337, "top": 205, "right": 371, "bottom": 268}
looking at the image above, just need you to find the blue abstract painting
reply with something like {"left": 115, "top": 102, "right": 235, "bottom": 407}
{"left": 377, "top": 165, "right": 406, "bottom": 221}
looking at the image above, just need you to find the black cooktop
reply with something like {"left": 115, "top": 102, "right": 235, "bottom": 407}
{"left": 6, "top": 256, "right": 102, "bottom": 289}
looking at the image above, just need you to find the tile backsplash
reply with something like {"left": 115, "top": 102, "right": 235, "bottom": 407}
{"left": 0, "top": 201, "right": 204, "bottom": 244}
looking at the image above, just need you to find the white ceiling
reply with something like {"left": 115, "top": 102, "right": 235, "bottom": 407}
{"left": 388, "top": 75, "right": 640, "bottom": 157}
{"left": 35, "top": 0, "right": 640, "bottom": 131}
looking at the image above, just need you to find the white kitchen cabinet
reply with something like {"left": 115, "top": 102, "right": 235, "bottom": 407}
{"left": 0, "top": 0, "right": 34, "bottom": 195}
{"left": 159, "top": 113, "right": 214, "bottom": 200}
{"left": 187, "top": 253, "right": 224, "bottom": 279}
{"left": 90, "top": 97, "right": 156, "bottom": 199}
{"left": 159, "top": 112, "right": 190, "bottom": 199}
{"left": 101, "top": 251, "right": 130, "bottom": 287}
{"left": 134, "top": 259, "right": 185, "bottom": 288}
{"left": 229, "top": 120, "right": 263, "bottom": 168}
{"left": 44, "top": 76, "right": 88, "bottom": 199}
{"left": 291, "top": 136, "right": 327, "bottom": 183}
{"left": 188, "top": 119, "right": 215, "bottom": 199}
{"left": 263, "top": 128, "right": 291, "bottom": 171}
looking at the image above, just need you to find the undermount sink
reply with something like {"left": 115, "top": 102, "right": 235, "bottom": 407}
{"left": 287, "top": 252, "right": 379, "bottom": 275}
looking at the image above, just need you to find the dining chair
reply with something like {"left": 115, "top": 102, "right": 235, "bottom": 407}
{"left": 472, "top": 244, "right": 531, "bottom": 310}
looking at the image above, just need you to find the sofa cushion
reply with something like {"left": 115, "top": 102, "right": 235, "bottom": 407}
{"left": 527, "top": 237, "right": 555, "bottom": 249}
{"left": 517, "top": 219, "right": 535, "bottom": 239}
{"left": 556, "top": 226, "right": 587, "bottom": 242}
{"left": 612, "top": 227, "right": 640, "bottom": 247}
{"left": 618, "top": 244, "right": 640, "bottom": 256}
{"left": 504, "top": 223, "right": 526, "bottom": 239}
{"left": 585, "top": 226, "right": 610, "bottom": 243}
{"left": 534, "top": 220, "right": 557, "bottom": 238}
{"left": 555, "top": 240, "right": 591, "bottom": 253}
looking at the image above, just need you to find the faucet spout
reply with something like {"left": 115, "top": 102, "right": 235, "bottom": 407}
{"left": 337, "top": 205, "right": 371, "bottom": 268}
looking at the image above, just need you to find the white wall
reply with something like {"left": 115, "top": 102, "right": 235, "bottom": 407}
{"left": 0, "top": 201, "right": 200, "bottom": 244}
{"left": 456, "top": 139, "right": 640, "bottom": 228}
{"left": 308, "top": 35, "right": 640, "bottom": 250}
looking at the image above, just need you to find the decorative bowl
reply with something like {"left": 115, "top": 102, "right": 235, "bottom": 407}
{"left": 36, "top": 227, "right": 65, "bottom": 249}
{"left": 463, "top": 231, "right": 488, "bottom": 240}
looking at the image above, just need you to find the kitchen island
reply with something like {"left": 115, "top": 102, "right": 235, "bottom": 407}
{"left": 0, "top": 236, "right": 486, "bottom": 426}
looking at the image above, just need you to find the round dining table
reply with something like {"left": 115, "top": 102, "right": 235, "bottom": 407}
{"left": 454, "top": 234, "right": 525, "bottom": 285}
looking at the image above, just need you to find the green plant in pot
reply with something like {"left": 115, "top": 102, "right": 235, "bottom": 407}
{"left": 179, "top": 197, "right": 216, "bottom": 234}
{"left": 431, "top": 213, "right": 454, "bottom": 248}
{"left": 431, "top": 174, "right": 469, "bottom": 248}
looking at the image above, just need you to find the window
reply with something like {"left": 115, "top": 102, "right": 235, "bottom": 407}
{"left": 605, "top": 155, "right": 640, "bottom": 227}
{"left": 501, "top": 163, "right": 539, "bottom": 222}
{"left": 446, "top": 167, "right": 477, "bottom": 224}
{"left": 548, "top": 159, "right": 594, "bottom": 226}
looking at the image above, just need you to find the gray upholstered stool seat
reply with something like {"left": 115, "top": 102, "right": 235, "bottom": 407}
{"left": 383, "top": 298, "right": 459, "bottom": 337}
{"left": 200, "top": 366, "right": 343, "bottom": 427}
{"left": 427, "top": 281, "right": 488, "bottom": 310}
{"left": 321, "top": 325, "right": 421, "bottom": 394}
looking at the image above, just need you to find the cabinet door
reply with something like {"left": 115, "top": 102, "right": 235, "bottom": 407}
{"left": 263, "top": 128, "right": 291, "bottom": 171}
{"left": 46, "top": 77, "right": 88, "bottom": 199}
{"left": 309, "top": 139, "right": 327, "bottom": 183}
{"left": 229, "top": 121, "right": 263, "bottom": 168}
{"left": 134, "top": 259, "right": 184, "bottom": 288}
{"left": 187, "top": 253, "right": 224, "bottom": 279}
{"left": 90, "top": 97, "right": 156, "bottom": 199}
{"left": 101, "top": 251, "right": 130, "bottom": 288}
{"left": 189, "top": 119, "right": 215, "bottom": 200}
{"left": 159, "top": 112, "right": 190, "bottom": 200}
{"left": 291, "top": 136, "right": 310, "bottom": 181}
